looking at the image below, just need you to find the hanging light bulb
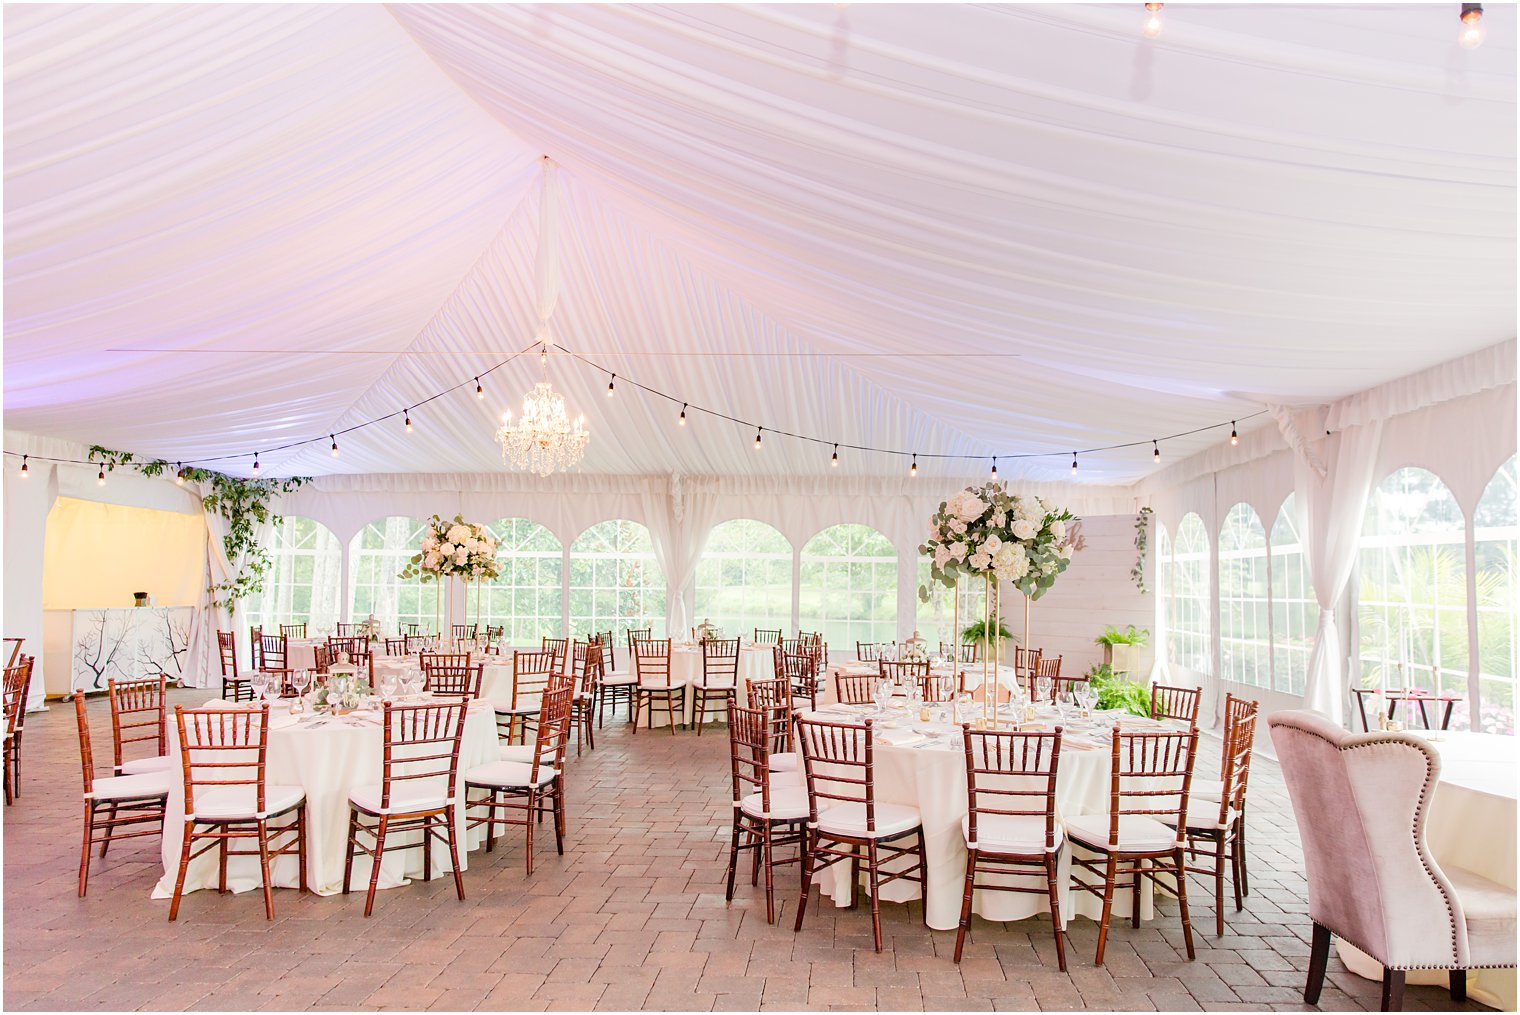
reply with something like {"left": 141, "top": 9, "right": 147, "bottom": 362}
{"left": 97, "top": 466, "right": 106, "bottom": 486}
{"left": 1153, "top": 440, "right": 1161, "bottom": 463}
{"left": 1230, "top": 422, "right": 1239, "bottom": 446}
{"left": 910, "top": 454, "right": 918, "bottom": 477}
{"left": 1072, "top": 453, "right": 1079, "bottom": 475}
{"left": 19, "top": 455, "right": 28, "bottom": 478}
{"left": 330, "top": 435, "right": 339, "bottom": 458}
{"left": 1459, "top": 3, "right": 1485, "bottom": 48}
{"left": 678, "top": 404, "right": 687, "bottom": 426}
{"left": 754, "top": 427, "right": 763, "bottom": 450}
{"left": 991, "top": 457, "right": 998, "bottom": 480}
{"left": 831, "top": 444, "right": 839, "bottom": 467}
{"left": 607, "top": 374, "right": 616, "bottom": 397}
{"left": 1142, "top": 1, "right": 1164, "bottom": 38}
{"left": 476, "top": 377, "right": 484, "bottom": 400}
{"left": 175, "top": 463, "right": 185, "bottom": 486}
{"left": 540, "top": 346, "right": 549, "bottom": 367}
{"left": 405, "top": 410, "right": 413, "bottom": 433}
{"left": 252, "top": 453, "right": 260, "bottom": 476}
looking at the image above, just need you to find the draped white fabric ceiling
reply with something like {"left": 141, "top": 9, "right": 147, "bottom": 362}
{"left": 4, "top": 3, "right": 1514, "bottom": 484}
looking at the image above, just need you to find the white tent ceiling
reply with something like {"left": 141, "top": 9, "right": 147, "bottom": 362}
{"left": 4, "top": 3, "right": 1514, "bottom": 484}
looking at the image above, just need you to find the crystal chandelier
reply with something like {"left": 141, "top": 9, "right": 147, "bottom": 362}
{"left": 494, "top": 377, "right": 590, "bottom": 477}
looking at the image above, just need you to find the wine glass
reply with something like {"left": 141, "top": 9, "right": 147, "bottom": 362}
{"left": 290, "top": 669, "right": 311, "bottom": 713}
{"left": 379, "top": 671, "right": 399, "bottom": 701}
{"left": 873, "top": 679, "right": 893, "bottom": 714}
{"left": 1036, "top": 676, "right": 1052, "bottom": 706}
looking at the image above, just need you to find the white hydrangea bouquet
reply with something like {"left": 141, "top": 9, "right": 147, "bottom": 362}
{"left": 918, "top": 483, "right": 1079, "bottom": 602}
{"left": 314, "top": 672, "right": 371, "bottom": 713}
{"left": 400, "top": 514, "right": 501, "bottom": 582}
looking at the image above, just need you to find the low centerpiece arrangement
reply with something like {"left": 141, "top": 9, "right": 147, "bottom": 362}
{"left": 399, "top": 514, "right": 501, "bottom": 640}
{"left": 314, "top": 671, "right": 372, "bottom": 714}
{"left": 918, "top": 482, "right": 1079, "bottom": 723}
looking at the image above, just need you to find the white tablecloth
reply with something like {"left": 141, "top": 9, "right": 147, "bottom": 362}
{"left": 151, "top": 697, "right": 500, "bottom": 900}
{"left": 635, "top": 643, "right": 775, "bottom": 727}
{"left": 803, "top": 705, "right": 1172, "bottom": 930}
{"left": 828, "top": 662, "right": 1022, "bottom": 703}
{"left": 1336, "top": 731, "right": 1517, "bottom": 1010}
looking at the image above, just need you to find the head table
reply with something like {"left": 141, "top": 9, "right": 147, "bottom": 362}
{"left": 151, "top": 695, "right": 500, "bottom": 901}
{"left": 799, "top": 702, "right": 1187, "bottom": 931}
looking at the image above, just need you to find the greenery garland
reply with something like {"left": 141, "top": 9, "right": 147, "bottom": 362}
{"left": 1131, "top": 506, "right": 1153, "bottom": 594}
{"left": 88, "top": 447, "right": 308, "bottom": 612}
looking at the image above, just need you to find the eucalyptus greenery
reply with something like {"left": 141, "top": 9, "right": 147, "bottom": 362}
{"left": 88, "top": 447, "right": 307, "bottom": 612}
{"left": 1131, "top": 506, "right": 1153, "bottom": 594}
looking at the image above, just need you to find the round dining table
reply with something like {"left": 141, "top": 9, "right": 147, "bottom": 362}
{"left": 151, "top": 694, "right": 500, "bottom": 901}
{"left": 799, "top": 703, "right": 1180, "bottom": 930}
{"left": 1334, "top": 730, "right": 1517, "bottom": 1010}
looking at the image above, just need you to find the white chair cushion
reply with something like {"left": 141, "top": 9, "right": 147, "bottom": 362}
{"left": 1065, "top": 813, "right": 1181, "bottom": 853}
{"left": 498, "top": 744, "right": 536, "bottom": 763}
{"left": 962, "top": 812, "right": 1061, "bottom": 854}
{"left": 119, "top": 754, "right": 174, "bottom": 776}
{"left": 815, "top": 801, "right": 921, "bottom": 839}
{"left": 1446, "top": 866, "right": 1518, "bottom": 968}
{"left": 495, "top": 704, "right": 540, "bottom": 716}
{"left": 638, "top": 679, "right": 685, "bottom": 690}
{"left": 465, "top": 760, "right": 555, "bottom": 790}
{"left": 694, "top": 677, "right": 736, "bottom": 690}
{"left": 769, "top": 767, "right": 804, "bottom": 789}
{"left": 87, "top": 772, "right": 171, "bottom": 801}
{"left": 768, "top": 752, "right": 799, "bottom": 773}
{"left": 1191, "top": 778, "right": 1226, "bottom": 803}
{"left": 600, "top": 672, "right": 637, "bottom": 686}
{"left": 1162, "top": 797, "right": 1237, "bottom": 832}
{"left": 739, "top": 787, "right": 811, "bottom": 822}
{"left": 192, "top": 783, "right": 305, "bottom": 820}
{"left": 348, "top": 779, "right": 449, "bottom": 816}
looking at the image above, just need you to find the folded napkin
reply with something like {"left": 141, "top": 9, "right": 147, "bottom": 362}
{"left": 875, "top": 727, "right": 926, "bottom": 748}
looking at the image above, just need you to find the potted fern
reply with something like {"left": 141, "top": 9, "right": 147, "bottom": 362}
{"left": 1095, "top": 624, "right": 1149, "bottom": 673}
{"left": 962, "top": 618, "right": 1014, "bottom": 659}
{"left": 1086, "top": 663, "right": 1152, "bottom": 718}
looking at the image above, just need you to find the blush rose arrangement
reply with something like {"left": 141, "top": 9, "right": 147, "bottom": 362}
{"left": 918, "top": 483, "right": 1078, "bottom": 602}
{"left": 399, "top": 514, "right": 501, "bottom": 582}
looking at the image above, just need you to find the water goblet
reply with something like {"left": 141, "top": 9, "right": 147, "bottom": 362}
{"left": 379, "top": 671, "right": 399, "bottom": 701}
{"left": 290, "top": 670, "right": 312, "bottom": 712}
{"left": 873, "top": 679, "right": 893, "bottom": 714}
{"left": 1036, "top": 676, "right": 1052, "bottom": 706}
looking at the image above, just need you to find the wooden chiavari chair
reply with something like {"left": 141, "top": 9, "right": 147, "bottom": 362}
{"left": 693, "top": 637, "right": 739, "bottom": 734}
{"left": 834, "top": 670, "right": 877, "bottom": 705}
{"left": 594, "top": 633, "right": 636, "bottom": 727}
{"left": 941, "top": 641, "right": 978, "bottom": 663}
{"left": 956, "top": 727, "right": 1066, "bottom": 967}
{"left": 168, "top": 704, "right": 307, "bottom": 921}
{"left": 3, "top": 656, "right": 35, "bottom": 803}
{"left": 2, "top": 637, "right": 22, "bottom": 670}
{"left": 403, "top": 634, "right": 429, "bottom": 653}
{"left": 72, "top": 693, "right": 168, "bottom": 896}
{"left": 1011, "top": 645, "right": 1035, "bottom": 678}
{"left": 1151, "top": 684, "right": 1202, "bottom": 725}
{"left": 917, "top": 671, "right": 959, "bottom": 703}
{"left": 465, "top": 682, "right": 573, "bottom": 875}
{"left": 255, "top": 629, "right": 293, "bottom": 694}
{"left": 403, "top": 623, "right": 422, "bottom": 636}
{"left": 106, "top": 675, "right": 171, "bottom": 775}
{"left": 625, "top": 627, "right": 652, "bottom": 657}
{"left": 1067, "top": 726, "right": 1198, "bottom": 965}
{"left": 793, "top": 716, "right": 927, "bottom": 952}
{"left": 1221, "top": 693, "right": 1257, "bottom": 897}
{"left": 776, "top": 648, "right": 819, "bottom": 711}
{"left": 541, "top": 636, "right": 569, "bottom": 674}
{"left": 498, "top": 650, "right": 555, "bottom": 744}
{"left": 1026, "top": 653, "right": 1065, "bottom": 701}
{"left": 312, "top": 644, "right": 331, "bottom": 675}
{"left": 280, "top": 623, "right": 307, "bottom": 639}
{"left": 725, "top": 703, "right": 808, "bottom": 924}
{"left": 632, "top": 638, "right": 683, "bottom": 735}
{"left": 879, "top": 659, "right": 930, "bottom": 690}
{"left": 745, "top": 677, "right": 799, "bottom": 783}
{"left": 420, "top": 651, "right": 470, "bottom": 682}
{"left": 1170, "top": 694, "right": 1258, "bottom": 936}
{"left": 382, "top": 637, "right": 407, "bottom": 657}
{"left": 753, "top": 628, "right": 781, "bottom": 645}
{"left": 328, "top": 635, "right": 370, "bottom": 666}
{"left": 779, "top": 636, "right": 806, "bottom": 656}
{"left": 343, "top": 700, "right": 466, "bottom": 916}
{"left": 335, "top": 622, "right": 357, "bottom": 636}
{"left": 856, "top": 642, "right": 883, "bottom": 662}
{"left": 449, "top": 624, "right": 476, "bottom": 642}
{"left": 426, "top": 660, "right": 483, "bottom": 701}
{"left": 217, "top": 630, "right": 255, "bottom": 702}
{"left": 566, "top": 640, "right": 599, "bottom": 755}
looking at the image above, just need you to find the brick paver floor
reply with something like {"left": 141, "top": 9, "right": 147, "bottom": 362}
{"left": 2, "top": 689, "right": 1490, "bottom": 1011}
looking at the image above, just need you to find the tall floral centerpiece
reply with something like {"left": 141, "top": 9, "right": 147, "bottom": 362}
{"left": 399, "top": 515, "right": 501, "bottom": 641}
{"left": 919, "top": 483, "right": 1078, "bottom": 720}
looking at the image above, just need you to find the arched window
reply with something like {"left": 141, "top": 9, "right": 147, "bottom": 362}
{"left": 481, "top": 518, "right": 563, "bottom": 644}
{"left": 246, "top": 516, "right": 342, "bottom": 636}
{"left": 1168, "top": 514, "right": 1211, "bottom": 675}
{"left": 349, "top": 516, "right": 440, "bottom": 635}
{"left": 1218, "top": 504, "right": 1268, "bottom": 687}
{"left": 568, "top": 520, "right": 666, "bottom": 639}
{"left": 1475, "top": 457, "right": 1516, "bottom": 734}
{"left": 1358, "top": 468, "right": 1467, "bottom": 708}
{"left": 1270, "top": 495, "right": 1317, "bottom": 696}
{"left": 694, "top": 519, "right": 792, "bottom": 638}
{"left": 799, "top": 524, "right": 897, "bottom": 648}
{"left": 914, "top": 559, "right": 987, "bottom": 651}
{"left": 1155, "top": 521, "right": 1171, "bottom": 662}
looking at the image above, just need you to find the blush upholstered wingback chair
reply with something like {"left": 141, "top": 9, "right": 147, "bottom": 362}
{"left": 1268, "top": 710, "right": 1516, "bottom": 1011}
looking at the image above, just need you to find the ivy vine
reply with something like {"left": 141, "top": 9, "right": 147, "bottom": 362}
{"left": 88, "top": 447, "right": 308, "bottom": 613}
{"left": 1131, "top": 506, "right": 1153, "bottom": 594}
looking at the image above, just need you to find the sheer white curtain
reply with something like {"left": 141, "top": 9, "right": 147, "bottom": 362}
{"left": 183, "top": 484, "right": 273, "bottom": 689}
{"left": 1296, "top": 420, "right": 1384, "bottom": 724}
{"left": 642, "top": 474, "right": 720, "bottom": 636}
